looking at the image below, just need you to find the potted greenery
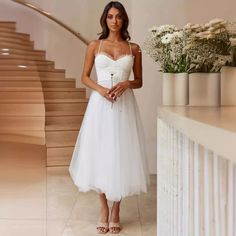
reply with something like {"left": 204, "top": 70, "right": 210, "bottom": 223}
{"left": 143, "top": 24, "right": 190, "bottom": 106}
{"left": 185, "top": 19, "right": 233, "bottom": 106}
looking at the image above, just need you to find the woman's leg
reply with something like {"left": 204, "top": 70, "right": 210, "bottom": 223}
{"left": 97, "top": 193, "right": 109, "bottom": 233}
{"left": 109, "top": 199, "right": 122, "bottom": 233}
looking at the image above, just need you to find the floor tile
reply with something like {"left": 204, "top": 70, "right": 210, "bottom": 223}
{"left": 0, "top": 219, "right": 46, "bottom": 236}
{"left": 0, "top": 142, "right": 46, "bottom": 219}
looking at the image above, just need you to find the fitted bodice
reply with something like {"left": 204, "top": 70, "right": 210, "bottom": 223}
{"left": 95, "top": 52, "right": 134, "bottom": 87}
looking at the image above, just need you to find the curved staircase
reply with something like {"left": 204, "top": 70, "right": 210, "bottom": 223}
{"left": 0, "top": 21, "right": 88, "bottom": 166}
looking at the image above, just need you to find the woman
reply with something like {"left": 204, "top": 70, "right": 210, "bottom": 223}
{"left": 69, "top": 1, "right": 150, "bottom": 234}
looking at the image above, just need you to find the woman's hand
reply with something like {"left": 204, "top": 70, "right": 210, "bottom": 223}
{"left": 97, "top": 86, "right": 115, "bottom": 103}
{"left": 108, "top": 81, "right": 130, "bottom": 100}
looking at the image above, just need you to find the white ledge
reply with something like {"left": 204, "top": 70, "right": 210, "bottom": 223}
{"left": 158, "top": 106, "right": 236, "bottom": 163}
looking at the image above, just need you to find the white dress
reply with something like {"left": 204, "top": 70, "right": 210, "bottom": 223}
{"left": 69, "top": 40, "right": 150, "bottom": 201}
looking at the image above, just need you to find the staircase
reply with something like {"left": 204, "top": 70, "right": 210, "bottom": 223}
{"left": 0, "top": 21, "right": 88, "bottom": 166}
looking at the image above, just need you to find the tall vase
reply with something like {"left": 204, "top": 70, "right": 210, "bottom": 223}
{"left": 189, "top": 73, "right": 220, "bottom": 106}
{"left": 162, "top": 73, "right": 189, "bottom": 106}
{"left": 221, "top": 66, "right": 236, "bottom": 105}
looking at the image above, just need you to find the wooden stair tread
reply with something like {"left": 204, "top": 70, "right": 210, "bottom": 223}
{"left": 0, "top": 28, "right": 16, "bottom": 33}
{"left": 0, "top": 55, "right": 44, "bottom": 61}
{"left": 0, "top": 99, "right": 44, "bottom": 104}
{"left": 46, "top": 111, "right": 85, "bottom": 116}
{"left": 0, "top": 40, "right": 31, "bottom": 45}
{"left": 0, "top": 35, "right": 32, "bottom": 43}
{"left": 46, "top": 125, "right": 80, "bottom": 131}
{"left": 46, "top": 146, "right": 74, "bottom": 166}
{"left": 0, "top": 42, "right": 33, "bottom": 50}
{"left": 0, "top": 34, "right": 30, "bottom": 42}
{"left": 0, "top": 37, "right": 33, "bottom": 45}
{"left": 0, "top": 58, "right": 54, "bottom": 65}
{"left": 43, "top": 87, "right": 85, "bottom": 92}
{"left": 46, "top": 132, "right": 78, "bottom": 147}
{"left": 0, "top": 71, "right": 66, "bottom": 77}
{"left": 0, "top": 66, "right": 64, "bottom": 72}
{"left": 41, "top": 78, "right": 75, "bottom": 82}
{"left": 0, "top": 22, "right": 16, "bottom": 26}
{"left": 0, "top": 26, "right": 16, "bottom": 31}
{"left": 46, "top": 116, "right": 83, "bottom": 130}
{"left": 0, "top": 47, "right": 46, "bottom": 54}
{"left": 45, "top": 98, "right": 88, "bottom": 103}
{"left": 0, "top": 76, "right": 41, "bottom": 81}
{"left": 0, "top": 87, "right": 42, "bottom": 91}
{"left": 0, "top": 31, "right": 30, "bottom": 38}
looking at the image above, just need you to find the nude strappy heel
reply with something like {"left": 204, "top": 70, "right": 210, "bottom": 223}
{"left": 109, "top": 222, "right": 121, "bottom": 234}
{"left": 96, "top": 222, "right": 109, "bottom": 234}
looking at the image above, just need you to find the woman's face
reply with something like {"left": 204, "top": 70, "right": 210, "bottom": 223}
{"left": 106, "top": 7, "right": 123, "bottom": 33}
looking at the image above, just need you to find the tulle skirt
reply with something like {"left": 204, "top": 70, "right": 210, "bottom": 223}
{"left": 69, "top": 81, "right": 150, "bottom": 201}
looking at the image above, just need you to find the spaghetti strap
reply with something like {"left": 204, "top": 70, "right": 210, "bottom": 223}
{"left": 128, "top": 41, "right": 132, "bottom": 55}
{"left": 98, "top": 40, "right": 103, "bottom": 54}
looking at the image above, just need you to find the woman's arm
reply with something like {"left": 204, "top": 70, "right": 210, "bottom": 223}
{"left": 81, "top": 40, "right": 113, "bottom": 102}
{"left": 127, "top": 43, "right": 143, "bottom": 89}
{"left": 108, "top": 43, "right": 143, "bottom": 99}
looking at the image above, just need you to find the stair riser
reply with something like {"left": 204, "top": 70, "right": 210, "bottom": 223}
{"left": 0, "top": 54, "right": 45, "bottom": 60}
{"left": 0, "top": 76, "right": 41, "bottom": 81}
{"left": 44, "top": 91, "right": 86, "bottom": 99}
{"left": 0, "top": 104, "right": 45, "bottom": 116}
{"left": 0, "top": 22, "right": 16, "bottom": 28}
{"left": 0, "top": 65, "right": 54, "bottom": 71}
{"left": 46, "top": 103, "right": 87, "bottom": 113}
{"left": 0, "top": 37, "right": 33, "bottom": 45}
{"left": 0, "top": 27, "right": 16, "bottom": 33}
{"left": 42, "top": 81, "right": 76, "bottom": 88}
{"left": 0, "top": 59, "right": 54, "bottom": 66}
{"left": 46, "top": 130, "right": 79, "bottom": 147}
{"left": 0, "top": 71, "right": 64, "bottom": 77}
{"left": 0, "top": 117, "right": 45, "bottom": 131}
{"left": 47, "top": 147, "right": 73, "bottom": 166}
{"left": 0, "top": 32, "right": 30, "bottom": 40}
{"left": 0, "top": 132, "right": 45, "bottom": 145}
{"left": 0, "top": 81, "right": 42, "bottom": 88}
{"left": 0, "top": 42, "right": 33, "bottom": 50}
{"left": 0, "top": 48, "right": 45, "bottom": 57}
{"left": 0, "top": 91, "right": 44, "bottom": 101}
{"left": 46, "top": 116, "right": 83, "bottom": 130}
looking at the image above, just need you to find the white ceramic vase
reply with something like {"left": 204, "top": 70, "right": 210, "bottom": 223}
{"left": 221, "top": 66, "right": 236, "bottom": 105}
{"left": 189, "top": 73, "right": 220, "bottom": 106}
{"left": 162, "top": 73, "right": 189, "bottom": 106}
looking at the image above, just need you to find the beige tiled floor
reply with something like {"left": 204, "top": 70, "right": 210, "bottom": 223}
{"left": 47, "top": 167, "right": 157, "bottom": 236}
{"left": 0, "top": 141, "right": 47, "bottom": 236}
{"left": 0, "top": 141, "right": 156, "bottom": 236}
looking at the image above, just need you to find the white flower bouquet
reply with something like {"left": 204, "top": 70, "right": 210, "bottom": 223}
{"left": 184, "top": 19, "right": 234, "bottom": 73}
{"left": 144, "top": 19, "right": 236, "bottom": 73}
{"left": 143, "top": 24, "right": 190, "bottom": 73}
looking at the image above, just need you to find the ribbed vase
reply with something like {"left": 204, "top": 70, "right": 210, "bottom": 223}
{"left": 221, "top": 66, "right": 236, "bottom": 105}
{"left": 162, "top": 73, "right": 189, "bottom": 106}
{"left": 189, "top": 73, "right": 220, "bottom": 106}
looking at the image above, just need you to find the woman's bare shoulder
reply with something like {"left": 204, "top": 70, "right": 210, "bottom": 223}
{"left": 87, "top": 40, "right": 103, "bottom": 55}
{"left": 86, "top": 40, "right": 101, "bottom": 56}
{"left": 129, "top": 41, "right": 141, "bottom": 55}
{"left": 87, "top": 40, "right": 101, "bottom": 48}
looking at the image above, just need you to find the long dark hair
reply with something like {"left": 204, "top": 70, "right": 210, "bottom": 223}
{"left": 98, "top": 1, "right": 131, "bottom": 41}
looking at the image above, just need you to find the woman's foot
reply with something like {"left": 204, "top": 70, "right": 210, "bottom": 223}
{"left": 97, "top": 205, "right": 109, "bottom": 234}
{"left": 109, "top": 202, "right": 121, "bottom": 234}
{"left": 96, "top": 222, "right": 109, "bottom": 234}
